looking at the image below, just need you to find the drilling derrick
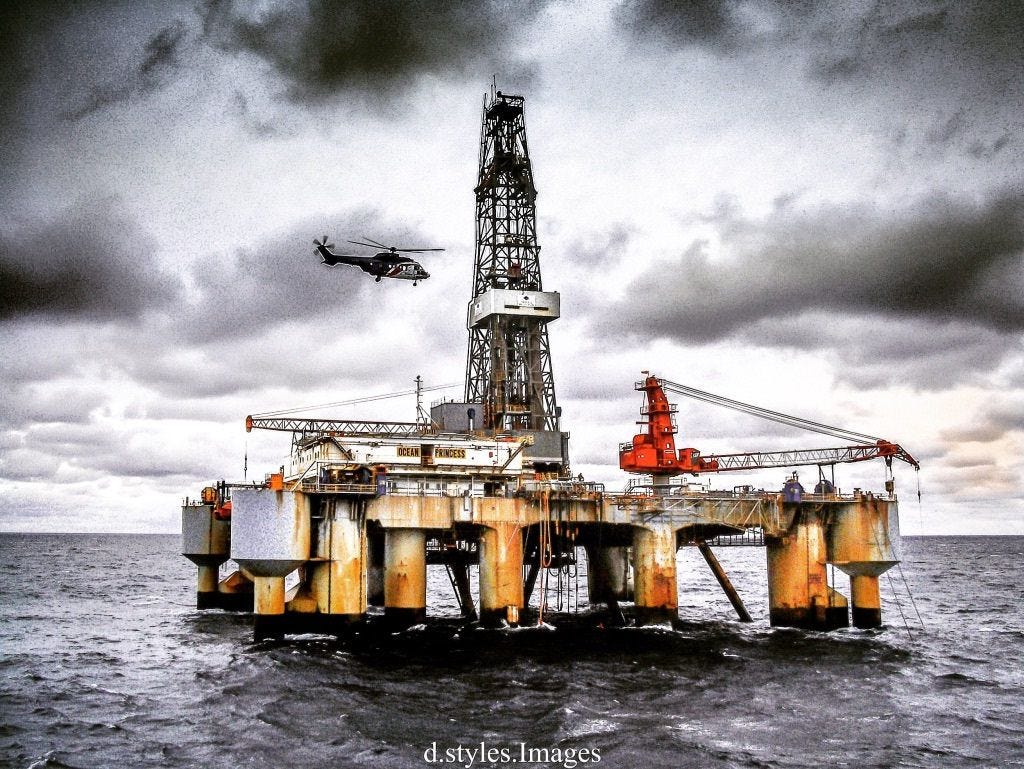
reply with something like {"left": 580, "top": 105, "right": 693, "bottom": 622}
{"left": 466, "top": 91, "right": 558, "bottom": 430}
{"left": 451, "top": 89, "right": 567, "bottom": 473}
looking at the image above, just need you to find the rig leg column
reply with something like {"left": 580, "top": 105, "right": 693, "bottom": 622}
{"left": 253, "top": 576, "right": 286, "bottom": 640}
{"left": 383, "top": 528, "right": 427, "bottom": 628}
{"left": 479, "top": 522, "right": 524, "bottom": 626}
{"left": 827, "top": 496, "right": 900, "bottom": 628}
{"left": 632, "top": 525, "right": 678, "bottom": 625}
{"left": 850, "top": 574, "right": 882, "bottom": 628}
{"left": 311, "top": 502, "right": 367, "bottom": 634}
{"left": 196, "top": 564, "right": 220, "bottom": 609}
{"left": 767, "top": 509, "right": 848, "bottom": 630}
{"left": 587, "top": 545, "right": 632, "bottom": 624}
{"left": 182, "top": 502, "right": 230, "bottom": 609}
{"left": 587, "top": 546, "right": 631, "bottom": 602}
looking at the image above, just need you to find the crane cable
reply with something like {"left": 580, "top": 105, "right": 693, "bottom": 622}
{"left": 659, "top": 379, "right": 882, "bottom": 445}
{"left": 252, "top": 382, "right": 461, "bottom": 418}
{"left": 865, "top": 514, "right": 924, "bottom": 638}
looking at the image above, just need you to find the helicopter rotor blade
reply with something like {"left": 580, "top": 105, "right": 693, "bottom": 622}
{"left": 345, "top": 238, "right": 444, "bottom": 253}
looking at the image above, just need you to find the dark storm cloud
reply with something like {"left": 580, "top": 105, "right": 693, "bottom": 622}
{"left": 0, "top": 384, "right": 106, "bottom": 429}
{"left": 742, "top": 315, "right": 1016, "bottom": 391}
{"left": 0, "top": 4, "right": 37, "bottom": 109}
{"left": 173, "top": 210, "right": 412, "bottom": 343}
{"left": 620, "top": 1, "right": 1022, "bottom": 92}
{"left": 940, "top": 400, "right": 1024, "bottom": 444}
{"left": 1, "top": 3, "right": 68, "bottom": 163}
{"left": 67, "top": 21, "right": 190, "bottom": 120}
{"left": 0, "top": 208, "right": 461, "bottom": 407}
{"left": 969, "top": 134, "right": 1012, "bottom": 161}
{"left": 231, "top": 91, "right": 281, "bottom": 137}
{"left": 200, "top": 0, "right": 544, "bottom": 104}
{"left": 545, "top": 223, "right": 638, "bottom": 292}
{"left": 96, "top": 208, "right": 465, "bottom": 398}
{"left": 0, "top": 420, "right": 217, "bottom": 483}
{"left": 0, "top": 199, "right": 182, "bottom": 321}
{"left": 809, "top": 3, "right": 1023, "bottom": 94}
{"left": 617, "top": 1, "right": 1021, "bottom": 150}
{"left": 613, "top": 0, "right": 770, "bottom": 50}
{"left": 598, "top": 190, "right": 1024, "bottom": 346}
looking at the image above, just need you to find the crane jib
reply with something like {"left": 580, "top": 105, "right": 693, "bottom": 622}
{"left": 619, "top": 375, "right": 919, "bottom": 475}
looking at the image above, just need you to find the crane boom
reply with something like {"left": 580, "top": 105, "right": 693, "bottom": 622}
{"left": 700, "top": 442, "right": 919, "bottom": 472}
{"left": 618, "top": 374, "right": 920, "bottom": 476}
{"left": 246, "top": 415, "right": 428, "bottom": 437}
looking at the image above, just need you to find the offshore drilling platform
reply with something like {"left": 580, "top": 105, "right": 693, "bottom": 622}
{"left": 182, "top": 90, "right": 911, "bottom": 639}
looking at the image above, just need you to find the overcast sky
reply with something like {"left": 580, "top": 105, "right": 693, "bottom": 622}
{"left": 2, "top": 0, "right": 1021, "bottom": 534}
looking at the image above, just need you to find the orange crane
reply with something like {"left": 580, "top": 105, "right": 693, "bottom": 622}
{"left": 619, "top": 374, "right": 919, "bottom": 477}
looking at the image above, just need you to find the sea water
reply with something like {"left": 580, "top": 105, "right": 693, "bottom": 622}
{"left": 1, "top": 534, "right": 1022, "bottom": 768}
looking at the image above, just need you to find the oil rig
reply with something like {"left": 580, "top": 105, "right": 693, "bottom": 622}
{"left": 182, "top": 90, "right": 912, "bottom": 639}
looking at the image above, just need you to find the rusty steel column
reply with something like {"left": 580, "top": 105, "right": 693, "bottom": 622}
{"left": 827, "top": 495, "right": 899, "bottom": 629}
{"left": 253, "top": 576, "right": 286, "bottom": 640}
{"left": 850, "top": 574, "right": 882, "bottom": 628}
{"left": 632, "top": 525, "right": 678, "bottom": 625}
{"left": 230, "top": 488, "right": 311, "bottom": 639}
{"left": 310, "top": 503, "right": 367, "bottom": 633}
{"left": 479, "top": 522, "right": 524, "bottom": 626}
{"left": 767, "top": 507, "right": 848, "bottom": 630}
{"left": 384, "top": 528, "right": 427, "bottom": 628}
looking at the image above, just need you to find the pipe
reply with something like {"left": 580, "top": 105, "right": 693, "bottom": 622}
{"left": 697, "top": 541, "right": 752, "bottom": 622}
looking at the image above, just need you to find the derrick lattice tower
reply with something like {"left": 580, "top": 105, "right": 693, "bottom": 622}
{"left": 464, "top": 90, "right": 561, "bottom": 434}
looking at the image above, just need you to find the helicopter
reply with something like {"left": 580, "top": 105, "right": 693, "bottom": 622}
{"left": 313, "top": 236, "right": 441, "bottom": 285}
